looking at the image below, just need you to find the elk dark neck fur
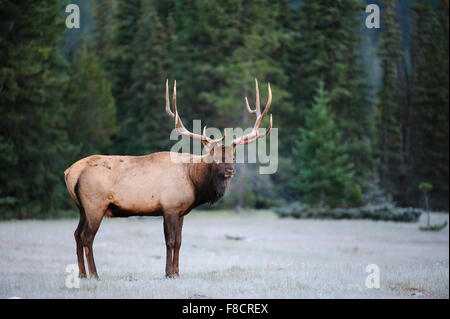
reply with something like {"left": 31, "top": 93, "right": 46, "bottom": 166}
{"left": 188, "top": 160, "right": 230, "bottom": 207}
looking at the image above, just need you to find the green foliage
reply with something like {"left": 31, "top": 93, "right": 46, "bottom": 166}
{"left": 0, "top": 1, "right": 117, "bottom": 218}
{"left": 193, "top": 0, "right": 292, "bottom": 209}
{"left": 419, "top": 220, "right": 448, "bottom": 231}
{"left": 409, "top": 0, "right": 449, "bottom": 211}
{"left": 348, "top": 184, "right": 363, "bottom": 206}
{"left": 112, "top": 0, "right": 171, "bottom": 155}
{"left": 375, "top": 0, "right": 405, "bottom": 202}
{"left": 65, "top": 40, "right": 117, "bottom": 157}
{"left": 0, "top": 0, "right": 75, "bottom": 217}
{"left": 288, "top": 0, "right": 374, "bottom": 189}
{"left": 419, "top": 183, "right": 433, "bottom": 193}
{"left": 291, "top": 84, "right": 355, "bottom": 207}
{"left": 0, "top": 0, "right": 448, "bottom": 218}
{"left": 274, "top": 202, "right": 422, "bottom": 222}
{"left": 61, "top": 0, "right": 96, "bottom": 56}
{"left": 92, "top": 0, "right": 115, "bottom": 66}
{"left": 167, "top": 0, "right": 229, "bottom": 125}
{"left": 109, "top": 0, "right": 142, "bottom": 129}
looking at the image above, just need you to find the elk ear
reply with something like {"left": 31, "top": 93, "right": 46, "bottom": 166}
{"left": 209, "top": 147, "right": 215, "bottom": 156}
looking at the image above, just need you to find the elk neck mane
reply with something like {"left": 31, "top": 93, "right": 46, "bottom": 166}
{"left": 187, "top": 161, "right": 230, "bottom": 207}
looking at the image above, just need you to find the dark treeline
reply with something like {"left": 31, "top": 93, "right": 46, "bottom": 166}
{"left": 0, "top": 0, "right": 448, "bottom": 219}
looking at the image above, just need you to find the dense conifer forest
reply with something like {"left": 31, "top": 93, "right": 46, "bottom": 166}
{"left": 0, "top": 0, "right": 448, "bottom": 218}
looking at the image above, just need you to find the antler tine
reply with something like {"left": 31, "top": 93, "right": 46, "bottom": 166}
{"left": 173, "top": 80, "right": 177, "bottom": 116}
{"left": 245, "top": 97, "right": 256, "bottom": 114}
{"left": 166, "top": 80, "right": 225, "bottom": 145}
{"left": 203, "top": 126, "right": 226, "bottom": 145}
{"left": 240, "top": 114, "right": 272, "bottom": 145}
{"left": 253, "top": 82, "right": 272, "bottom": 130}
{"left": 255, "top": 78, "right": 261, "bottom": 117}
{"left": 166, "top": 79, "right": 175, "bottom": 118}
{"left": 171, "top": 80, "right": 189, "bottom": 133}
{"left": 174, "top": 110, "right": 199, "bottom": 141}
{"left": 233, "top": 81, "right": 273, "bottom": 145}
{"left": 245, "top": 79, "right": 262, "bottom": 116}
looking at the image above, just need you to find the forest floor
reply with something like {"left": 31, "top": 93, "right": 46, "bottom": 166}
{"left": 0, "top": 210, "right": 448, "bottom": 299}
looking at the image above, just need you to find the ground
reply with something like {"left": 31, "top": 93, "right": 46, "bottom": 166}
{"left": 0, "top": 210, "right": 448, "bottom": 299}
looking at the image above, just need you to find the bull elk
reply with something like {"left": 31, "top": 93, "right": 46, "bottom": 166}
{"left": 64, "top": 79, "right": 273, "bottom": 278}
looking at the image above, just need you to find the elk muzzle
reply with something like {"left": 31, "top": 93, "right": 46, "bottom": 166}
{"left": 224, "top": 168, "right": 235, "bottom": 178}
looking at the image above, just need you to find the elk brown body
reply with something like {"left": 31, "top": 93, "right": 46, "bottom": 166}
{"left": 64, "top": 79, "right": 273, "bottom": 278}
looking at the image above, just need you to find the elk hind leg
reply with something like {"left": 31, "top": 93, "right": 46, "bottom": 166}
{"left": 74, "top": 207, "right": 87, "bottom": 278}
{"left": 80, "top": 213, "right": 104, "bottom": 279}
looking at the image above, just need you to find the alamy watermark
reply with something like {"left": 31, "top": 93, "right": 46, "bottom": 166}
{"left": 65, "top": 3, "right": 381, "bottom": 30}
{"left": 65, "top": 4, "right": 80, "bottom": 29}
{"left": 65, "top": 264, "right": 80, "bottom": 289}
{"left": 168, "top": 120, "right": 278, "bottom": 175}
{"left": 365, "top": 264, "right": 380, "bottom": 289}
{"left": 365, "top": 4, "right": 380, "bottom": 29}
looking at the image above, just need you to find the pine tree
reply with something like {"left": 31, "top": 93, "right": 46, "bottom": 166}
{"left": 292, "top": 84, "right": 355, "bottom": 208}
{"left": 114, "top": 0, "right": 171, "bottom": 155}
{"left": 109, "top": 0, "right": 142, "bottom": 153}
{"left": 375, "top": 0, "right": 405, "bottom": 202}
{"left": 193, "top": 0, "right": 292, "bottom": 209}
{"left": 0, "top": 0, "right": 74, "bottom": 217}
{"left": 409, "top": 0, "right": 449, "bottom": 210}
{"left": 289, "top": 0, "right": 373, "bottom": 190}
{"left": 92, "top": 0, "right": 115, "bottom": 66}
{"left": 65, "top": 40, "right": 117, "bottom": 157}
{"left": 216, "top": 1, "right": 291, "bottom": 123}
{"left": 169, "top": 0, "right": 233, "bottom": 126}
{"left": 61, "top": 0, "right": 97, "bottom": 57}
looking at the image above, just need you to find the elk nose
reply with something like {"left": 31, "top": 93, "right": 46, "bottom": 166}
{"left": 224, "top": 168, "right": 235, "bottom": 177}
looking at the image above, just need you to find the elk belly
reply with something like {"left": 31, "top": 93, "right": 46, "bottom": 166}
{"left": 106, "top": 202, "right": 163, "bottom": 217}
{"left": 110, "top": 172, "right": 164, "bottom": 215}
{"left": 107, "top": 187, "right": 164, "bottom": 217}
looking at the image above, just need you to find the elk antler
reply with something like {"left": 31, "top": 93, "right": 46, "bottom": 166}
{"left": 233, "top": 79, "right": 273, "bottom": 145}
{"left": 166, "top": 79, "right": 225, "bottom": 146}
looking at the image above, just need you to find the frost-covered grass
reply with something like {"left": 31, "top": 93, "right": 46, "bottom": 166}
{"left": 0, "top": 210, "right": 448, "bottom": 299}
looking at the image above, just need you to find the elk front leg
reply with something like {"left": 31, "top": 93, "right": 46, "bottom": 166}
{"left": 163, "top": 214, "right": 179, "bottom": 278}
{"left": 173, "top": 216, "right": 184, "bottom": 276}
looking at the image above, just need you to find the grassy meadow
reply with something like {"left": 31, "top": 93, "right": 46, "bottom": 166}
{"left": 1, "top": 211, "right": 448, "bottom": 299}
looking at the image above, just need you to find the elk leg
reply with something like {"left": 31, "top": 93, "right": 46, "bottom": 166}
{"left": 163, "top": 214, "right": 179, "bottom": 278}
{"left": 81, "top": 216, "right": 103, "bottom": 279}
{"left": 84, "top": 244, "right": 97, "bottom": 279}
{"left": 173, "top": 216, "right": 184, "bottom": 276}
{"left": 74, "top": 208, "right": 87, "bottom": 278}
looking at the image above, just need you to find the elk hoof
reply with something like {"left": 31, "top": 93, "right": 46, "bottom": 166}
{"left": 79, "top": 273, "right": 87, "bottom": 279}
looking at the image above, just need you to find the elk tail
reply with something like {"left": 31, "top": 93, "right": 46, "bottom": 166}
{"left": 64, "top": 165, "right": 81, "bottom": 207}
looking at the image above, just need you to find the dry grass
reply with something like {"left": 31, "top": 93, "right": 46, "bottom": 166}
{"left": 0, "top": 210, "right": 448, "bottom": 299}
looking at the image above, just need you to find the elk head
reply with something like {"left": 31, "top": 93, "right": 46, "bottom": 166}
{"left": 165, "top": 79, "right": 273, "bottom": 180}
